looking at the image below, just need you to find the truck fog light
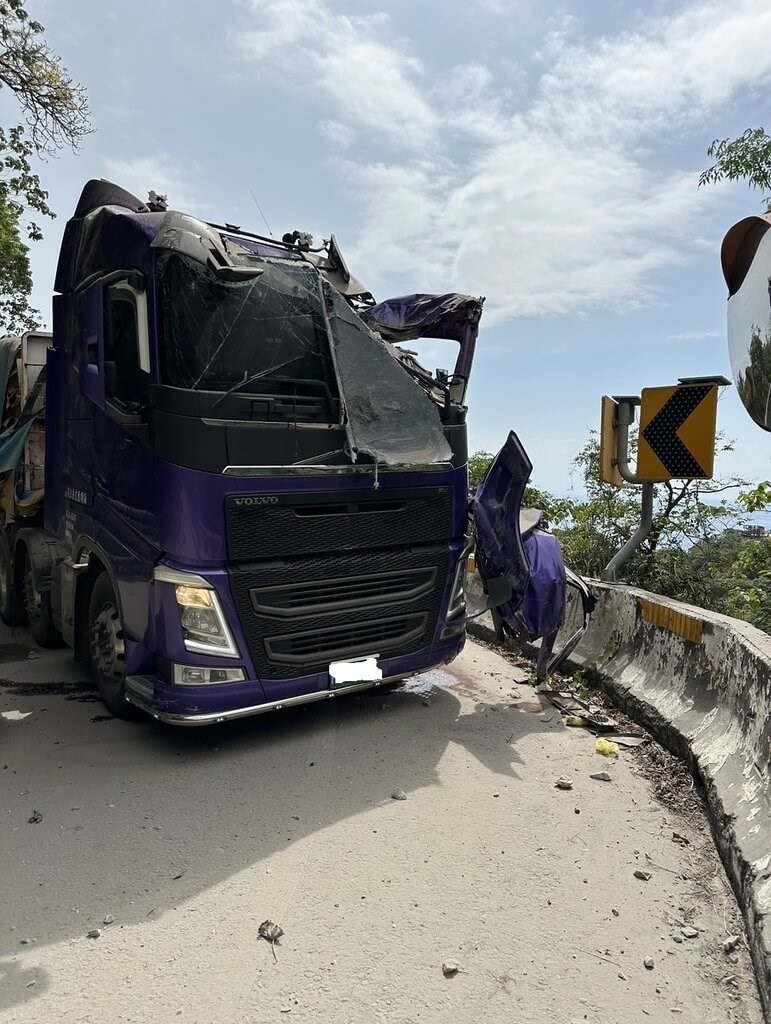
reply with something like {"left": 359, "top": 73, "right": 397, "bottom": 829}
{"left": 173, "top": 584, "right": 240, "bottom": 658}
{"left": 173, "top": 665, "right": 246, "bottom": 685}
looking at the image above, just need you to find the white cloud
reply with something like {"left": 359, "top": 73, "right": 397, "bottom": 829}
{"left": 233, "top": 0, "right": 771, "bottom": 320}
{"left": 236, "top": 0, "right": 436, "bottom": 149}
{"left": 669, "top": 329, "right": 725, "bottom": 341}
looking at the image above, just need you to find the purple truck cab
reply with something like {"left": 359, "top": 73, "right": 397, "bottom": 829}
{"left": 0, "top": 181, "right": 590, "bottom": 725}
{"left": 0, "top": 181, "right": 484, "bottom": 724}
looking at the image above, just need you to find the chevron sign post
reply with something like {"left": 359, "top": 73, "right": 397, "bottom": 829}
{"left": 637, "top": 383, "right": 719, "bottom": 482}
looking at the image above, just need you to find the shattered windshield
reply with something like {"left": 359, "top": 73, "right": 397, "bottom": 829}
{"left": 156, "top": 252, "right": 337, "bottom": 395}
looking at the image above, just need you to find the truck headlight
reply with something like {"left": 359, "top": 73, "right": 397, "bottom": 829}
{"left": 174, "top": 583, "right": 240, "bottom": 658}
{"left": 447, "top": 546, "right": 471, "bottom": 619}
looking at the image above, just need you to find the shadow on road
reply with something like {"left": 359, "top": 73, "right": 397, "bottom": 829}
{"left": 0, "top": 632, "right": 551, "bottom": 1015}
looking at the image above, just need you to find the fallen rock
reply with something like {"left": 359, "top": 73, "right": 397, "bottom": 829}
{"left": 634, "top": 870, "right": 652, "bottom": 882}
{"left": 442, "top": 960, "right": 460, "bottom": 977}
{"left": 391, "top": 789, "right": 407, "bottom": 801}
{"left": 680, "top": 926, "right": 699, "bottom": 939}
{"left": 87, "top": 929, "right": 101, "bottom": 939}
{"left": 555, "top": 776, "right": 574, "bottom": 790}
{"left": 103, "top": 915, "right": 115, "bottom": 926}
{"left": 644, "top": 957, "right": 654, "bottom": 970}
{"left": 722, "top": 935, "right": 740, "bottom": 954}
{"left": 590, "top": 772, "right": 612, "bottom": 782}
{"left": 27, "top": 810, "right": 42, "bottom": 825}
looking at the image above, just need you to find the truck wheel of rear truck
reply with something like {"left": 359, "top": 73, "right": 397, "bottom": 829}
{"left": 0, "top": 533, "right": 24, "bottom": 627}
{"left": 22, "top": 551, "right": 62, "bottom": 647}
{"left": 87, "top": 572, "right": 143, "bottom": 721}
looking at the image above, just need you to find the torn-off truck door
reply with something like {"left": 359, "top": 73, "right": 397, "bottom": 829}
{"left": 471, "top": 431, "right": 594, "bottom": 678}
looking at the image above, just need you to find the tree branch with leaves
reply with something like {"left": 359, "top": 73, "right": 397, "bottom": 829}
{"left": 0, "top": 0, "right": 90, "bottom": 333}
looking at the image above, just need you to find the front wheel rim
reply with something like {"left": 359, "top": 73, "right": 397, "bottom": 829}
{"left": 91, "top": 602, "right": 125, "bottom": 683}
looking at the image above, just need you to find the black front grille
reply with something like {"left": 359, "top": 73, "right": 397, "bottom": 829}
{"left": 226, "top": 486, "right": 453, "bottom": 561}
{"left": 264, "top": 613, "right": 428, "bottom": 666}
{"left": 229, "top": 545, "right": 450, "bottom": 680}
{"left": 250, "top": 566, "right": 437, "bottom": 618}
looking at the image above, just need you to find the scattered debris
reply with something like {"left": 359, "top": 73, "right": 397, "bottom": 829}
{"left": 27, "top": 810, "right": 42, "bottom": 824}
{"left": 391, "top": 788, "right": 407, "bottom": 801}
{"left": 634, "top": 870, "right": 652, "bottom": 882}
{"left": 596, "top": 739, "right": 619, "bottom": 758}
{"left": 442, "top": 960, "right": 460, "bottom": 976}
{"left": 681, "top": 926, "right": 699, "bottom": 939}
{"left": 87, "top": 929, "right": 101, "bottom": 939}
{"left": 172, "top": 870, "right": 186, "bottom": 880}
{"left": 555, "top": 776, "right": 574, "bottom": 790}
{"left": 618, "top": 972, "right": 627, "bottom": 981}
{"left": 644, "top": 957, "right": 655, "bottom": 970}
{"left": 722, "top": 935, "right": 740, "bottom": 954}
{"left": 25, "top": 980, "right": 36, "bottom": 988}
{"left": 103, "top": 914, "right": 115, "bottom": 926}
{"left": 541, "top": 689, "right": 617, "bottom": 730}
{"left": 258, "top": 920, "right": 284, "bottom": 963}
{"left": 671, "top": 832, "right": 690, "bottom": 846}
{"left": 566, "top": 715, "right": 590, "bottom": 728}
{"left": 603, "top": 732, "right": 647, "bottom": 748}
{"left": 590, "top": 771, "right": 612, "bottom": 782}
{"left": 579, "top": 947, "right": 622, "bottom": 968}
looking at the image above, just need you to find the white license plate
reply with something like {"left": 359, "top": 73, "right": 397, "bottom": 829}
{"left": 328, "top": 657, "right": 383, "bottom": 689}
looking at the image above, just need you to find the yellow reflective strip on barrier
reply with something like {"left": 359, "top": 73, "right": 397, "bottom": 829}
{"left": 639, "top": 599, "right": 703, "bottom": 644}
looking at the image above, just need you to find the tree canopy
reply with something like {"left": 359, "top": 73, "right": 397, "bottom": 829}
{"left": 0, "top": 0, "right": 90, "bottom": 333}
{"left": 699, "top": 128, "right": 771, "bottom": 210}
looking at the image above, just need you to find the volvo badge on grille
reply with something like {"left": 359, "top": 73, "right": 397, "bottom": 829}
{"left": 234, "top": 496, "right": 279, "bottom": 506}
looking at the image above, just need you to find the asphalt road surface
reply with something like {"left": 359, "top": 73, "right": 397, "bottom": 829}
{"left": 0, "top": 626, "right": 763, "bottom": 1024}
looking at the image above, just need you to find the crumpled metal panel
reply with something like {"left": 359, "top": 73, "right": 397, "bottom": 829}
{"left": 361, "top": 292, "right": 483, "bottom": 342}
{"left": 321, "top": 281, "right": 452, "bottom": 467}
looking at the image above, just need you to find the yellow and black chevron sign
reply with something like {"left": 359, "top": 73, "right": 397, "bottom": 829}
{"left": 637, "top": 383, "right": 718, "bottom": 482}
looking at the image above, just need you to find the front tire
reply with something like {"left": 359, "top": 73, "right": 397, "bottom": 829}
{"left": 88, "top": 572, "right": 143, "bottom": 720}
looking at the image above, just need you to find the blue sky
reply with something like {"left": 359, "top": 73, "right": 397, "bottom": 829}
{"left": 6, "top": 0, "right": 771, "bottom": 493}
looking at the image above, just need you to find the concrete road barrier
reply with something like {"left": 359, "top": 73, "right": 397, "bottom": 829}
{"left": 547, "top": 581, "right": 771, "bottom": 1019}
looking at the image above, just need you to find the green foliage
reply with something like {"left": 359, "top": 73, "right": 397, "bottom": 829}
{"left": 0, "top": 0, "right": 90, "bottom": 332}
{"left": 699, "top": 128, "right": 771, "bottom": 210}
{"left": 468, "top": 450, "right": 494, "bottom": 488}
{"left": 740, "top": 481, "right": 771, "bottom": 512}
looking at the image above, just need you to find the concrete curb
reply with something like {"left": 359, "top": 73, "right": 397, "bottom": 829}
{"left": 468, "top": 577, "right": 771, "bottom": 1019}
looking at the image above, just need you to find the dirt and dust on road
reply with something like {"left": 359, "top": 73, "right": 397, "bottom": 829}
{"left": 0, "top": 628, "right": 763, "bottom": 1024}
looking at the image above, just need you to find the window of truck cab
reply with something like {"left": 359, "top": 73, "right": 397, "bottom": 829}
{"left": 155, "top": 252, "right": 339, "bottom": 423}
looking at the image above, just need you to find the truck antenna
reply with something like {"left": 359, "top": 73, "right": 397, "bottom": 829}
{"left": 250, "top": 189, "right": 273, "bottom": 237}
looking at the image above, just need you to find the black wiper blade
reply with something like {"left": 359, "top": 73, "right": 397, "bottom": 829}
{"left": 211, "top": 356, "right": 305, "bottom": 409}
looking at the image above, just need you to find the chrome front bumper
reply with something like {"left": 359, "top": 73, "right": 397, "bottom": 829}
{"left": 125, "top": 670, "right": 429, "bottom": 727}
